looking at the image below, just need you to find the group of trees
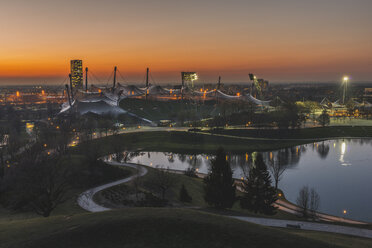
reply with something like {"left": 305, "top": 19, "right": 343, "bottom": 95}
{"left": 204, "top": 148, "right": 278, "bottom": 215}
{"left": 296, "top": 186, "right": 320, "bottom": 218}
{"left": 203, "top": 147, "right": 321, "bottom": 218}
{"left": 0, "top": 143, "right": 72, "bottom": 217}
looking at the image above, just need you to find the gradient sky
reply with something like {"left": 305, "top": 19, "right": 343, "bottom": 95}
{"left": 1, "top": 0, "right": 371, "bottom": 85}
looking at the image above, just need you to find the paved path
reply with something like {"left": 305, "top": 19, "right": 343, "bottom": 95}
{"left": 77, "top": 161, "right": 372, "bottom": 239}
{"left": 77, "top": 161, "right": 148, "bottom": 212}
{"left": 231, "top": 216, "right": 372, "bottom": 239}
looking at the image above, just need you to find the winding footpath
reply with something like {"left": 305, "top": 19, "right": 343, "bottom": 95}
{"left": 77, "top": 160, "right": 372, "bottom": 239}
{"left": 77, "top": 161, "right": 148, "bottom": 212}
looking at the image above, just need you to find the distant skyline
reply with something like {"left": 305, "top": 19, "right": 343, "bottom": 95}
{"left": 1, "top": 0, "right": 371, "bottom": 85}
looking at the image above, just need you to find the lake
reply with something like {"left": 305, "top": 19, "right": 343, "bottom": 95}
{"left": 108, "top": 139, "right": 372, "bottom": 222}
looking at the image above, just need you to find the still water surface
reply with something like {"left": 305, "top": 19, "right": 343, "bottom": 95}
{"left": 110, "top": 139, "right": 372, "bottom": 222}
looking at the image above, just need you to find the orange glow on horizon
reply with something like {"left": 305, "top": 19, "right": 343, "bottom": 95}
{"left": 0, "top": 1, "right": 371, "bottom": 83}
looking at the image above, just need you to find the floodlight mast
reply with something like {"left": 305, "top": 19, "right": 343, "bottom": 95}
{"left": 85, "top": 67, "right": 88, "bottom": 92}
{"left": 342, "top": 76, "right": 349, "bottom": 104}
{"left": 146, "top": 67, "right": 149, "bottom": 100}
{"left": 249, "top": 73, "right": 262, "bottom": 99}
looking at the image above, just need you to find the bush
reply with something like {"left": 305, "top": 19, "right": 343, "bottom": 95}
{"left": 179, "top": 184, "right": 192, "bottom": 203}
{"left": 184, "top": 168, "right": 198, "bottom": 177}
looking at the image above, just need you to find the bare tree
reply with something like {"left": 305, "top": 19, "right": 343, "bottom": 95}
{"left": 309, "top": 188, "right": 320, "bottom": 218}
{"left": 2, "top": 149, "right": 71, "bottom": 217}
{"left": 132, "top": 164, "right": 142, "bottom": 201}
{"left": 296, "top": 186, "right": 320, "bottom": 218}
{"left": 268, "top": 151, "right": 288, "bottom": 191}
{"left": 147, "top": 167, "right": 175, "bottom": 200}
{"left": 296, "top": 186, "right": 310, "bottom": 217}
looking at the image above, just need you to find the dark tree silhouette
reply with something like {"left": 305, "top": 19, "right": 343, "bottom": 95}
{"left": 296, "top": 186, "right": 320, "bottom": 218}
{"left": 147, "top": 167, "right": 175, "bottom": 200}
{"left": 1, "top": 149, "right": 71, "bottom": 217}
{"left": 179, "top": 184, "right": 192, "bottom": 203}
{"left": 204, "top": 147, "right": 236, "bottom": 209}
{"left": 240, "top": 153, "right": 277, "bottom": 215}
{"left": 268, "top": 151, "right": 288, "bottom": 191}
{"left": 318, "top": 109, "right": 330, "bottom": 127}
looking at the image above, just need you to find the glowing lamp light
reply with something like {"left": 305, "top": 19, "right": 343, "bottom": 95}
{"left": 343, "top": 76, "right": 349, "bottom": 82}
{"left": 343, "top": 210, "right": 347, "bottom": 215}
{"left": 278, "top": 193, "right": 282, "bottom": 197}
{"left": 16, "top": 91, "right": 20, "bottom": 97}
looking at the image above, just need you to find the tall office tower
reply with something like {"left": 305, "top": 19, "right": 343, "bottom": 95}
{"left": 70, "top": 60, "right": 83, "bottom": 89}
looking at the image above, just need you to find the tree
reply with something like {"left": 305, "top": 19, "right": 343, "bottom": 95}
{"left": 204, "top": 147, "right": 236, "bottom": 209}
{"left": 147, "top": 167, "right": 175, "bottom": 200}
{"left": 296, "top": 186, "right": 309, "bottom": 217}
{"left": 309, "top": 188, "right": 320, "bottom": 217}
{"left": 268, "top": 151, "right": 288, "bottom": 191}
{"left": 179, "top": 184, "right": 192, "bottom": 203}
{"left": 1, "top": 149, "right": 71, "bottom": 217}
{"left": 240, "top": 153, "right": 277, "bottom": 215}
{"left": 318, "top": 109, "right": 330, "bottom": 127}
{"left": 296, "top": 186, "right": 320, "bottom": 218}
{"left": 132, "top": 164, "right": 142, "bottom": 201}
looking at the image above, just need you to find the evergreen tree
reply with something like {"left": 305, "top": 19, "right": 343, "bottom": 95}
{"left": 240, "top": 153, "right": 277, "bottom": 215}
{"left": 179, "top": 184, "right": 192, "bottom": 203}
{"left": 204, "top": 147, "right": 236, "bottom": 209}
{"left": 317, "top": 109, "right": 330, "bottom": 127}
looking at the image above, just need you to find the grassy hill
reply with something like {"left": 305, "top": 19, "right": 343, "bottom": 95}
{"left": 1, "top": 208, "right": 371, "bottom": 248}
{"left": 203, "top": 126, "right": 372, "bottom": 139}
{"left": 119, "top": 98, "right": 218, "bottom": 122}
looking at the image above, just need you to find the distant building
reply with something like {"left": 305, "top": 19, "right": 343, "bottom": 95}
{"left": 364, "top": 88, "right": 372, "bottom": 102}
{"left": 70, "top": 60, "right": 83, "bottom": 89}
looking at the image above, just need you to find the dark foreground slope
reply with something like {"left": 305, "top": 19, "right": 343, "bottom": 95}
{"left": 1, "top": 208, "right": 371, "bottom": 248}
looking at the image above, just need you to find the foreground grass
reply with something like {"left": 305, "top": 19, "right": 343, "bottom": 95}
{"left": 1, "top": 208, "right": 370, "bottom": 248}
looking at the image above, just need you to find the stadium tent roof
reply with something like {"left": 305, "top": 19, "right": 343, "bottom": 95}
{"left": 147, "top": 85, "right": 169, "bottom": 95}
{"left": 59, "top": 99, "right": 126, "bottom": 116}
{"left": 116, "top": 83, "right": 145, "bottom": 96}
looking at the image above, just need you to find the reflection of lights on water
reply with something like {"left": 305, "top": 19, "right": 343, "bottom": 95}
{"left": 333, "top": 143, "right": 336, "bottom": 148}
{"left": 339, "top": 142, "right": 351, "bottom": 166}
{"left": 341, "top": 142, "right": 346, "bottom": 154}
{"left": 245, "top": 153, "right": 249, "bottom": 161}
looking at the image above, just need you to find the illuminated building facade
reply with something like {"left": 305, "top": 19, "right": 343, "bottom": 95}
{"left": 70, "top": 60, "right": 83, "bottom": 89}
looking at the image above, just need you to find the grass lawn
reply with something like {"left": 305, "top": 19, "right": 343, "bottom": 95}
{"left": 330, "top": 118, "right": 372, "bottom": 126}
{"left": 1, "top": 208, "right": 371, "bottom": 248}
{"left": 0, "top": 154, "right": 134, "bottom": 220}
{"left": 75, "top": 131, "right": 312, "bottom": 156}
{"left": 203, "top": 126, "right": 372, "bottom": 140}
{"left": 120, "top": 98, "right": 218, "bottom": 121}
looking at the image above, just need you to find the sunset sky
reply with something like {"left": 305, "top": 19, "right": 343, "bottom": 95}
{"left": 1, "top": 0, "right": 371, "bottom": 85}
